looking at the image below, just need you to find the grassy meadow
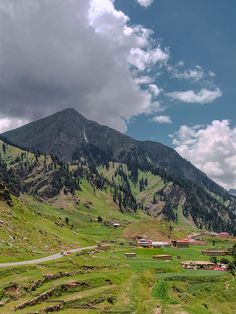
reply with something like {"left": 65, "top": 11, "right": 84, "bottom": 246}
{"left": 1, "top": 184, "right": 236, "bottom": 314}
{"left": 0, "top": 240, "right": 235, "bottom": 314}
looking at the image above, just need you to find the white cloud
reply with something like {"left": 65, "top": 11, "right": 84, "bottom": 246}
{"left": 172, "top": 120, "right": 236, "bottom": 189}
{"left": 146, "top": 101, "right": 164, "bottom": 114}
{"left": 0, "top": 116, "right": 28, "bottom": 133}
{"left": 0, "top": 0, "right": 167, "bottom": 133}
{"left": 136, "top": 0, "right": 154, "bottom": 8}
{"left": 177, "top": 60, "right": 185, "bottom": 67}
{"left": 149, "top": 84, "right": 161, "bottom": 97}
{"left": 152, "top": 115, "right": 172, "bottom": 124}
{"left": 128, "top": 47, "right": 169, "bottom": 71}
{"left": 209, "top": 71, "right": 216, "bottom": 77}
{"left": 167, "top": 88, "right": 222, "bottom": 104}
{"left": 135, "top": 76, "right": 154, "bottom": 85}
{"left": 172, "top": 65, "right": 204, "bottom": 82}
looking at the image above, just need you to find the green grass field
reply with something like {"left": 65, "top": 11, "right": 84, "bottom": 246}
{"left": 0, "top": 242, "right": 235, "bottom": 314}
{"left": 1, "top": 190, "right": 236, "bottom": 313}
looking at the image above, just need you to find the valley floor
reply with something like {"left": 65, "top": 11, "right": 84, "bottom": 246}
{"left": 0, "top": 181, "right": 236, "bottom": 313}
{"left": 0, "top": 241, "right": 236, "bottom": 313}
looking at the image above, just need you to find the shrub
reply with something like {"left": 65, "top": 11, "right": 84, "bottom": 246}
{"left": 220, "top": 258, "right": 229, "bottom": 264}
{"left": 210, "top": 257, "right": 217, "bottom": 264}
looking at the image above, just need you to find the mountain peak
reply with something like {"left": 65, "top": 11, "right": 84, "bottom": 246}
{"left": 59, "top": 107, "right": 78, "bottom": 114}
{"left": 53, "top": 107, "right": 85, "bottom": 120}
{"left": 1, "top": 107, "right": 89, "bottom": 161}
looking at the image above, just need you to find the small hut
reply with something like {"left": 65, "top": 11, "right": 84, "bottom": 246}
{"left": 217, "top": 232, "right": 230, "bottom": 238}
{"left": 172, "top": 240, "right": 190, "bottom": 248}
{"left": 201, "top": 249, "right": 231, "bottom": 256}
{"left": 97, "top": 244, "right": 111, "bottom": 251}
{"left": 152, "top": 255, "right": 173, "bottom": 261}
{"left": 112, "top": 222, "right": 120, "bottom": 228}
{"left": 152, "top": 241, "right": 170, "bottom": 248}
{"left": 181, "top": 261, "right": 215, "bottom": 270}
{"left": 125, "top": 253, "right": 137, "bottom": 258}
{"left": 137, "top": 239, "right": 152, "bottom": 248}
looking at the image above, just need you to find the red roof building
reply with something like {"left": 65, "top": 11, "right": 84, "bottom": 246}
{"left": 217, "top": 232, "right": 230, "bottom": 238}
{"left": 172, "top": 240, "right": 190, "bottom": 248}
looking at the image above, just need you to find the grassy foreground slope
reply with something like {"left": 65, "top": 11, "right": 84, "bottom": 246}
{"left": 0, "top": 240, "right": 235, "bottom": 314}
{"left": 0, "top": 176, "right": 188, "bottom": 263}
{"left": 0, "top": 178, "right": 146, "bottom": 262}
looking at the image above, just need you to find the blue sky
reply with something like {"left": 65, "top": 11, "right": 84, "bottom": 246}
{"left": 116, "top": 0, "right": 236, "bottom": 146}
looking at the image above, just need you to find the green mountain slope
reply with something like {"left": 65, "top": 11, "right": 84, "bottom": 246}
{"left": 0, "top": 139, "right": 149, "bottom": 261}
{"left": 0, "top": 108, "right": 228, "bottom": 196}
{"left": 0, "top": 139, "right": 80, "bottom": 199}
{"left": 1, "top": 110, "right": 236, "bottom": 234}
{"left": 98, "top": 162, "right": 236, "bottom": 234}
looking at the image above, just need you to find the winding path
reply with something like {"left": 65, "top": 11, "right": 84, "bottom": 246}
{"left": 0, "top": 246, "right": 97, "bottom": 268}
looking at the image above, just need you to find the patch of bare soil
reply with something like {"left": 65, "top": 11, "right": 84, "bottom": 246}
{"left": 4, "top": 283, "right": 22, "bottom": 300}
{"left": 50, "top": 191, "right": 79, "bottom": 211}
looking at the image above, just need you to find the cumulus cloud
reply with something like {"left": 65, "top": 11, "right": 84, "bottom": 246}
{"left": 135, "top": 76, "right": 154, "bottom": 85}
{"left": 0, "top": 0, "right": 167, "bottom": 133}
{"left": 209, "top": 71, "right": 216, "bottom": 77}
{"left": 136, "top": 0, "right": 154, "bottom": 8}
{"left": 172, "top": 65, "right": 204, "bottom": 82}
{"left": 149, "top": 84, "right": 161, "bottom": 97}
{"left": 128, "top": 47, "right": 169, "bottom": 71}
{"left": 167, "top": 88, "right": 222, "bottom": 104}
{"left": 172, "top": 120, "right": 236, "bottom": 189}
{"left": 0, "top": 116, "right": 28, "bottom": 133}
{"left": 152, "top": 115, "right": 172, "bottom": 124}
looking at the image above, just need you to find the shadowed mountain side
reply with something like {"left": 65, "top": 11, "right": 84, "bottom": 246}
{"left": 1, "top": 108, "right": 227, "bottom": 196}
{"left": 1, "top": 108, "right": 236, "bottom": 234}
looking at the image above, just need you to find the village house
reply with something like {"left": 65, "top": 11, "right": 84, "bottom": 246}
{"left": 217, "top": 232, "right": 230, "bottom": 238}
{"left": 125, "top": 253, "right": 136, "bottom": 258}
{"left": 181, "top": 261, "right": 215, "bottom": 270}
{"left": 111, "top": 222, "right": 120, "bottom": 228}
{"left": 136, "top": 239, "right": 152, "bottom": 248}
{"left": 201, "top": 249, "right": 231, "bottom": 256}
{"left": 152, "top": 241, "right": 170, "bottom": 248}
{"left": 152, "top": 255, "right": 173, "bottom": 261}
{"left": 188, "top": 239, "right": 207, "bottom": 246}
{"left": 128, "top": 241, "right": 136, "bottom": 247}
{"left": 172, "top": 240, "right": 190, "bottom": 248}
{"left": 209, "top": 232, "right": 219, "bottom": 236}
{"left": 97, "top": 243, "right": 111, "bottom": 251}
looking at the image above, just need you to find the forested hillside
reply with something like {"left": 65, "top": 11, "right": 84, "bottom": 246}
{"left": 0, "top": 135, "right": 235, "bottom": 234}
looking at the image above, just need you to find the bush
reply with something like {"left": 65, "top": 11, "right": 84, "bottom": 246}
{"left": 228, "top": 262, "right": 235, "bottom": 275}
{"left": 232, "top": 244, "right": 236, "bottom": 258}
{"left": 97, "top": 216, "right": 103, "bottom": 223}
{"left": 210, "top": 257, "right": 217, "bottom": 264}
{"left": 220, "top": 258, "right": 229, "bottom": 264}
